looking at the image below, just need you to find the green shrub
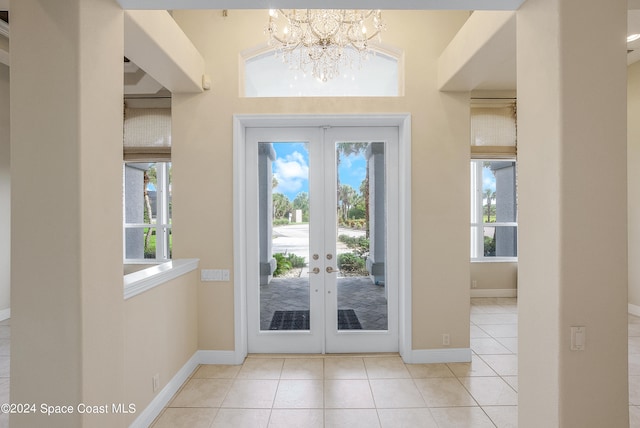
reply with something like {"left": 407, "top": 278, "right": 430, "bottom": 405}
{"left": 337, "top": 252, "right": 366, "bottom": 273}
{"left": 484, "top": 236, "right": 496, "bottom": 257}
{"left": 273, "top": 218, "right": 290, "bottom": 226}
{"left": 273, "top": 253, "right": 292, "bottom": 276}
{"left": 286, "top": 253, "right": 306, "bottom": 268}
{"left": 338, "top": 235, "right": 370, "bottom": 258}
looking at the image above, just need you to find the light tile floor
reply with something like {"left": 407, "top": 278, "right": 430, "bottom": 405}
{"left": 153, "top": 297, "right": 640, "bottom": 427}
{"left": 5, "top": 298, "right": 640, "bottom": 427}
{"left": 152, "top": 298, "right": 518, "bottom": 427}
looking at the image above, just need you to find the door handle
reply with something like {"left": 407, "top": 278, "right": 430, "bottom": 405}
{"left": 326, "top": 267, "right": 339, "bottom": 274}
{"left": 310, "top": 267, "right": 320, "bottom": 275}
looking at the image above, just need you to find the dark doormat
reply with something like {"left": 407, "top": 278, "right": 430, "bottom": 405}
{"left": 269, "top": 309, "right": 362, "bottom": 330}
{"left": 337, "top": 309, "right": 363, "bottom": 330}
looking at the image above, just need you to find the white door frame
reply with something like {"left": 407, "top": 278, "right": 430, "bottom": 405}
{"left": 232, "top": 114, "right": 412, "bottom": 362}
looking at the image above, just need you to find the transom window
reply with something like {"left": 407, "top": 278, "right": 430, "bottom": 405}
{"left": 242, "top": 46, "right": 401, "bottom": 98}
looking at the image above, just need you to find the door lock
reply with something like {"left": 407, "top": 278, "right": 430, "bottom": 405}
{"left": 326, "top": 267, "right": 339, "bottom": 274}
{"left": 326, "top": 254, "right": 333, "bottom": 260}
{"left": 310, "top": 267, "right": 320, "bottom": 274}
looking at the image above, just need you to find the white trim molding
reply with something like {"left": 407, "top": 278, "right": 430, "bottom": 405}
{"left": 404, "top": 348, "right": 472, "bottom": 364}
{"left": 0, "top": 308, "right": 10, "bottom": 321}
{"left": 629, "top": 303, "right": 640, "bottom": 317}
{"left": 233, "top": 113, "right": 412, "bottom": 358}
{"left": 128, "top": 352, "right": 201, "bottom": 428}
{"left": 197, "top": 350, "right": 246, "bottom": 365}
{"left": 471, "top": 288, "right": 517, "bottom": 298}
{"left": 128, "top": 349, "right": 246, "bottom": 427}
{"left": 124, "top": 258, "right": 199, "bottom": 300}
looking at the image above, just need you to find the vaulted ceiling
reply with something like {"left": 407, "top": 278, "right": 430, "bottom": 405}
{"left": 1, "top": 0, "right": 639, "bottom": 95}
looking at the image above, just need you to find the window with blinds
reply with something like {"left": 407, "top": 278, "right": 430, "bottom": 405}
{"left": 471, "top": 100, "right": 516, "bottom": 159}
{"left": 123, "top": 105, "right": 172, "bottom": 262}
{"left": 123, "top": 107, "right": 171, "bottom": 161}
{"left": 470, "top": 99, "right": 518, "bottom": 261}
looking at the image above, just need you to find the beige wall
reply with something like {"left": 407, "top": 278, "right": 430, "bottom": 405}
{"left": 629, "top": 61, "right": 640, "bottom": 308}
{"left": 517, "top": 0, "right": 628, "bottom": 425}
{"left": 470, "top": 262, "right": 517, "bottom": 291}
{"left": 171, "top": 10, "right": 471, "bottom": 351}
{"left": 10, "top": 1, "right": 126, "bottom": 427}
{"left": 0, "top": 64, "right": 9, "bottom": 314}
{"left": 124, "top": 271, "right": 199, "bottom": 426}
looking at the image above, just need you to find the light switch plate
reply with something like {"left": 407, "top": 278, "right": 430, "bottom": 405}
{"left": 570, "top": 326, "right": 585, "bottom": 351}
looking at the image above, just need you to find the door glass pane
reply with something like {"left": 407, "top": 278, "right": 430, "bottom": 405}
{"left": 258, "top": 142, "right": 311, "bottom": 331}
{"left": 335, "top": 142, "right": 387, "bottom": 331}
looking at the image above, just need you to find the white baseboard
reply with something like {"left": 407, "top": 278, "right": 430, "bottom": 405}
{"left": 402, "top": 348, "right": 472, "bottom": 364}
{"left": 129, "top": 350, "right": 245, "bottom": 428}
{"left": 471, "top": 289, "right": 517, "bottom": 298}
{"left": 197, "top": 350, "right": 245, "bottom": 365}
{"left": 629, "top": 303, "right": 640, "bottom": 317}
{"left": 128, "top": 352, "right": 200, "bottom": 428}
{"left": 0, "top": 308, "right": 10, "bottom": 321}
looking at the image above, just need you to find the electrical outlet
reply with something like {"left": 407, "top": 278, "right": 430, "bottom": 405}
{"left": 152, "top": 373, "right": 160, "bottom": 392}
{"left": 442, "top": 333, "right": 450, "bottom": 346}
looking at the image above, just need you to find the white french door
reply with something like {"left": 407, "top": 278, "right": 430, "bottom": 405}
{"left": 245, "top": 126, "right": 398, "bottom": 354}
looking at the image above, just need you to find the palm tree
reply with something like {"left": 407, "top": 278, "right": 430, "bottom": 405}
{"left": 272, "top": 193, "right": 292, "bottom": 219}
{"left": 484, "top": 189, "right": 496, "bottom": 222}
{"left": 336, "top": 142, "right": 369, "bottom": 224}
{"left": 338, "top": 184, "right": 357, "bottom": 222}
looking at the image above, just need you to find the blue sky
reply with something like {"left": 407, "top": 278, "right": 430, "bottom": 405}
{"left": 483, "top": 165, "right": 497, "bottom": 193}
{"left": 271, "top": 142, "right": 367, "bottom": 201}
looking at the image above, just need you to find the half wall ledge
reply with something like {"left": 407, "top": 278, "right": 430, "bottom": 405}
{"left": 124, "top": 258, "right": 199, "bottom": 299}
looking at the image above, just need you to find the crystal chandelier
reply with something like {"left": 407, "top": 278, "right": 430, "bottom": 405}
{"left": 266, "top": 9, "right": 386, "bottom": 82}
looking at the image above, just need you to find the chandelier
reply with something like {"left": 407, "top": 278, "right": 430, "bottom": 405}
{"left": 265, "top": 9, "right": 386, "bottom": 82}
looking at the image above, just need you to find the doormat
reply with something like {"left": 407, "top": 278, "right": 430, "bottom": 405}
{"left": 269, "top": 309, "right": 362, "bottom": 330}
{"left": 337, "top": 309, "right": 363, "bottom": 330}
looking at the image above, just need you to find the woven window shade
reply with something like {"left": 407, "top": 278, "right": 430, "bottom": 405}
{"left": 470, "top": 101, "right": 516, "bottom": 158}
{"left": 123, "top": 108, "right": 171, "bottom": 161}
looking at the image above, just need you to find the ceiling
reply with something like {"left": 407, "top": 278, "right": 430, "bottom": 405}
{"left": 2, "top": 1, "right": 640, "bottom": 94}
{"left": 125, "top": 3, "right": 640, "bottom": 95}
{"left": 116, "top": 0, "right": 526, "bottom": 11}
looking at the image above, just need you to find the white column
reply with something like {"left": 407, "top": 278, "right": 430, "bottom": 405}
{"left": 517, "top": 0, "right": 628, "bottom": 426}
{"left": 366, "top": 143, "right": 386, "bottom": 287}
{"left": 259, "top": 144, "right": 276, "bottom": 284}
{"left": 10, "top": 1, "right": 125, "bottom": 427}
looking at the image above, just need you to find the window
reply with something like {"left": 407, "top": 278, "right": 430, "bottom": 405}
{"left": 122, "top": 104, "right": 172, "bottom": 262}
{"left": 470, "top": 160, "right": 517, "bottom": 260}
{"left": 242, "top": 46, "right": 401, "bottom": 97}
{"left": 123, "top": 162, "right": 172, "bottom": 261}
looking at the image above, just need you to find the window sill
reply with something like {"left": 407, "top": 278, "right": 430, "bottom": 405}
{"left": 124, "top": 258, "right": 199, "bottom": 300}
{"left": 470, "top": 258, "right": 518, "bottom": 263}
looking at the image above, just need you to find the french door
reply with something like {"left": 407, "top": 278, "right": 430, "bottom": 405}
{"left": 246, "top": 126, "right": 398, "bottom": 353}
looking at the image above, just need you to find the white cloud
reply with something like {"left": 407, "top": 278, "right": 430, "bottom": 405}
{"left": 273, "top": 151, "right": 309, "bottom": 195}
